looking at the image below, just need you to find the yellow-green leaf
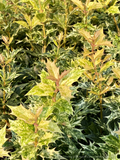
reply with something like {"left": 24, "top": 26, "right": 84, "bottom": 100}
{"left": 46, "top": 59, "right": 59, "bottom": 79}
{"left": 100, "top": 86, "right": 111, "bottom": 95}
{"left": 24, "top": 14, "right": 31, "bottom": 27}
{"left": 8, "top": 105, "right": 36, "bottom": 124}
{"left": 83, "top": 48, "right": 92, "bottom": 57}
{"left": 100, "top": 61, "right": 114, "bottom": 72}
{"left": 26, "top": 83, "right": 55, "bottom": 97}
{"left": 31, "top": 16, "right": 41, "bottom": 29}
{"left": 113, "top": 68, "right": 120, "bottom": 79}
{"left": 38, "top": 120, "right": 62, "bottom": 133}
{"left": 15, "top": 21, "right": 29, "bottom": 29}
{"left": 102, "top": 54, "right": 111, "bottom": 63}
{"left": 94, "top": 49, "right": 104, "bottom": 60}
{"left": 106, "top": 6, "right": 120, "bottom": 15}
{"left": 96, "top": 78, "right": 106, "bottom": 83}
{"left": 79, "top": 29, "right": 92, "bottom": 43}
{"left": 71, "top": 0, "right": 84, "bottom": 11}
{"left": 59, "top": 85, "right": 72, "bottom": 99}
{"left": 60, "top": 69, "right": 83, "bottom": 86}
{"left": 97, "top": 41, "right": 113, "bottom": 47}
{"left": 87, "top": 2, "right": 102, "bottom": 11}
{"left": 107, "top": 76, "right": 113, "bottom": 86}
{"left": 84, "top": 71, "right": 93, "bottom": 80}
{"left": 36, "top": 13, "right": 46, "bottom": 23}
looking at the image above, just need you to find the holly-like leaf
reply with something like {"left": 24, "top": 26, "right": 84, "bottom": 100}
{"left": 87, "top": 1, "right": 102, "bottom": 11}
{"left": 31, "top": 16, "right": 41, "bottom": 28}
{"left": 10, "top": 119, "right": 36, "bottom": 147}
{"left": 40, "top": 70, "right": 55, "bottom": 87}
{"left": 38, "top": 120, "right": 62, "bottom": 133}
{"left": 15, "top": 21, "right": 29, "bottom": 29}
{"left": 100, "top": 61, "right": 114, "bottom": 72}
{"left": 71, "top": 0, "right": 84, "bottom": 12}
{"left": 53, "top": 99, "right": 73, "bottom": 115}
{"left": 78, "top": 58, "right": 94, "bottom": 70}
{"left": 79, "top": 29, "right": 92, "bottom": 43}
{"left": 26, "top": 83, "right": 55, "bottom": 97}
{"left": 38, "top": 132, "right": 60, "bottom": 147}
{"left": 60, "top": 69, "right": 83, "bottom": 86}
{"left": 36, "top": 13, "right": 46, "bottom": 23}
{"left": 106, "top": 6, "right": 120, "bottom": 14}
{"left": 0, "top": 2, "right": 5, "bottom": 11}
{"left": 46, "top": 59, "right": 59, "bottom": 79}
{"left": 100, "top": 86, "right": 111, "bottom": 95}
{"left": 8, "top": 105, "right": 36, "bottom": 124}
{"left": 94, "top": 49, "right": 104, "bottom": 60}
{"left": 113, "top": 68, "right": 120, "bottom": 79}
{"left": 59, "top": 85, "right": 72, "bottom": 99}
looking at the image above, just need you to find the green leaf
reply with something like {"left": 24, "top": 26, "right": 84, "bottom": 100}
{"left": 0, "top": 2, "right": 5, "bottom": 11}
{"left": 21, "top": 144, "right": 37, "bottom": 159}
{"left": 10, "top": 119, "right": 36, "bottom": 147}
{"left": 36, "top": 13, "right": 46, "bottom": 23}
{"left": 79, "top": 29, "right": 92, "bottom": 43}
{"left": 38, "top": 132, "right": 61, "bottom": 147}
{"left": 87, "top": 2, "right": 102, "bottom": 11}
{"left": 53, "top": 99, "right": 73, "bottom": 115}
{"left": 8, "top": 105, "right": 36, "bottom": 124}
{"left": 59, "top": 85, "right": 72, "bottom": 99}
{"left": 26, "top": 83, "right": 55, "bottom": 96}
{"left": 106, "top": 6, "right": 120, "bottom": 14}
{"left": 38, "top": 120, "right": 62, "bottom": 133}
{"left": 113, "top": 68, "right": 120, "bottom": 79}
{"left": 71, "top": 0, "right": 84, "bottom": 11}
{"left": 15, "top": 21, "right": 29, "bottom": 29}
{"left": 40, "top": 70, "right": 55, "bottom": 87}
{"left": 60, "top": 69, "right": 83, "bottom": 86}
{"left": 100, "top": 86, "right": 111, "bottom": 95}
{"left": 31, "top": 16, "right": 41, "bottom": 28}
{"left": 105, "top": 151, "right": 119, "bottom": 160}
{"left": 100, "top": 61, "right": 114, "bottom": 72}
{"left": 94, "top": 49, "right": 104, "bottom": 60}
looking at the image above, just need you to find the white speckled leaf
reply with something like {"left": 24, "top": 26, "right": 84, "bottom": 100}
{"left": 10, "top": 119, "right": 37, "bottom": 147}
{"left": 38, "top": 120, "right": 62, "bottom": 133}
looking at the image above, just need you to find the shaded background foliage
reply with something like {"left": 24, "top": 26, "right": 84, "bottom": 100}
{"left": 0, "top": 0, "right": 120, "bottom": 159}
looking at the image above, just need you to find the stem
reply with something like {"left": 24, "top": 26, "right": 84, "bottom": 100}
{"left": 90, "top": 41, "right": 103, "bottom": 120}
{"left": 39, "top": 0, "right": 42, "bottom": 13}
{"left": 2, "top": 65, "right": 10, "bottom": 127}
{"left": 112, "top": 15, "right": 120, "bottom": 36}
{"left": 99, "top": 95, "right": 103, "bottom": 120}
{"left": 64, "top": 0, "right": 67, "bottom": 47}
{"left": 42, "top": 24, "right": 46, "bottom": 53}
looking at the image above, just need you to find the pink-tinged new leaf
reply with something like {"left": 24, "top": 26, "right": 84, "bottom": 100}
{"left": 47, "top": 75, "right": 57, "bottom": 82}
{"left": 59, "top": 70, "right": 70, "bottom": 80}
{"left": 97, "top": 41, "right": 113, "bottom": 47}
{"left": 79, "top": 29, "right": 92, "bottom": 43}
{"left": 46, "top": 59, "right": 59, "bottom": 79}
